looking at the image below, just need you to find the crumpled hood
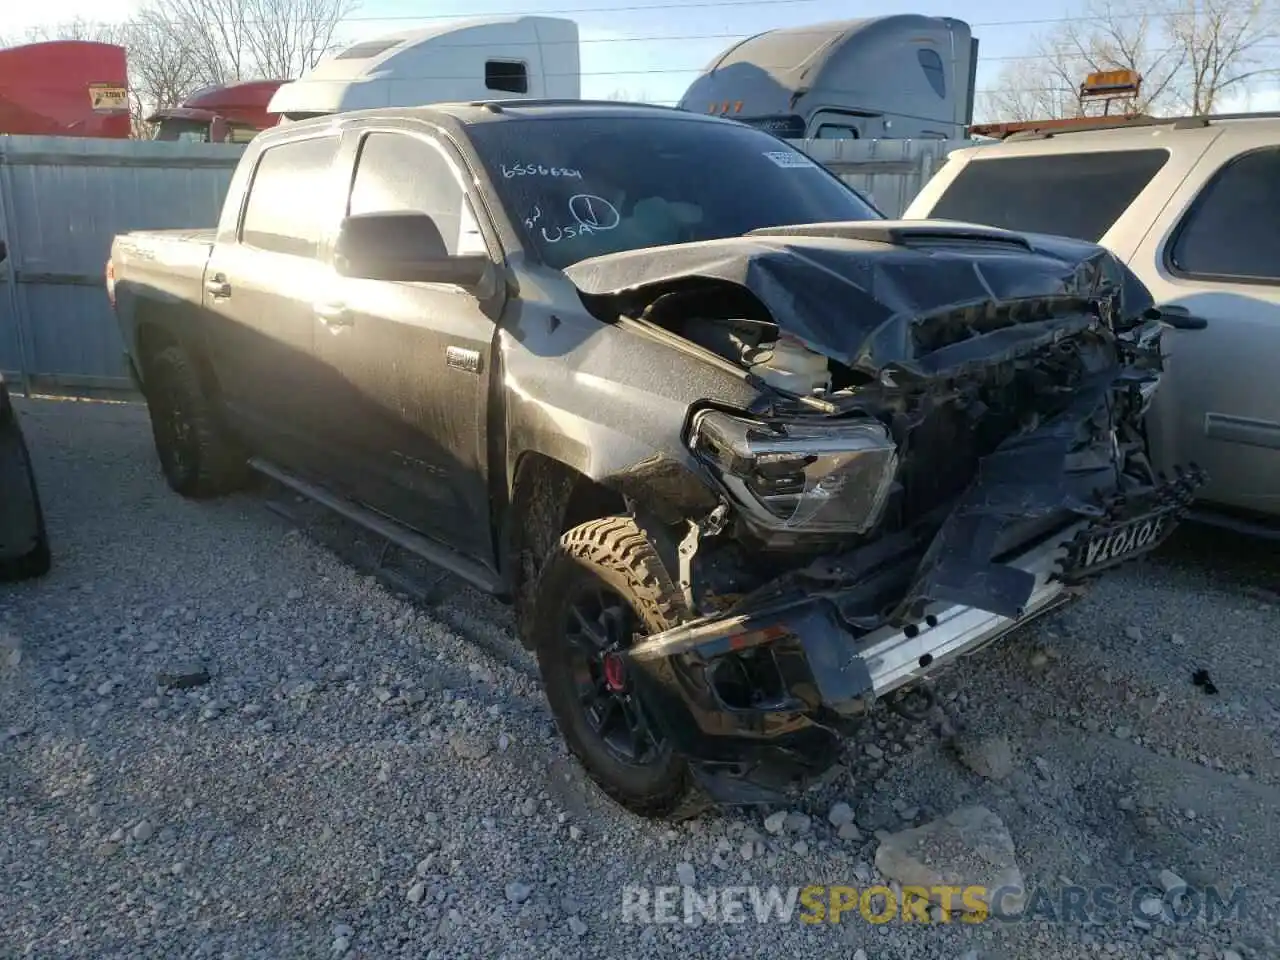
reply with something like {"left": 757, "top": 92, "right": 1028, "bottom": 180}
{"left": 564, "top": 220, "right": 1155, "bottom": 375}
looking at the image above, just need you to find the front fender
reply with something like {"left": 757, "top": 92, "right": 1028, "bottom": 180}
{"left": 498, "top": 299, "right": 759, "bottom": 523}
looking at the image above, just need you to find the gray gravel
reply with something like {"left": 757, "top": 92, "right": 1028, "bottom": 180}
{"left": 2, "top": 396, "right": 1277, "bottom": 959}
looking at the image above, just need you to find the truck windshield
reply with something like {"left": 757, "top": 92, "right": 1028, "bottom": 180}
{"left": 467, "top": 115, "right": 881, "bottom": 269}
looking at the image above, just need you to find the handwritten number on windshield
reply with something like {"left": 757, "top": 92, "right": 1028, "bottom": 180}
{"left": 502, "top": 163, "right": 583, "bottom": 180}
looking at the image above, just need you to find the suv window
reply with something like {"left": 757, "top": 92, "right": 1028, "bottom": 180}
{"left": 348, "top": 132, "right": 473, "bottom": 255}
{"left": 241, "top": 137, "right": 338, "bottom": 256}
{"left": 1169, "top": 147, "right": 1280, "bottom": 283}
{"left": 928, "top": 149, "right": 1169, "bottom": 242}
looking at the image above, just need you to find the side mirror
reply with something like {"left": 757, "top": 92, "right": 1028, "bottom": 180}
{"left": 1149, "top": 303, "right": 1208, "bottom": 330}
{"left": 334, "top": 211, "right": 490, "bottom": 287}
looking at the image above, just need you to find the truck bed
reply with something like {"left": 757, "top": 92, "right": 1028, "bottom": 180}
{"left": 110, "top": 229, "right": 217, "bottom": 370}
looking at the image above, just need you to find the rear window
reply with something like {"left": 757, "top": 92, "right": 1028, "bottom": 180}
{"left": 927, "top": 149, "right": 1169, "bottom": 242}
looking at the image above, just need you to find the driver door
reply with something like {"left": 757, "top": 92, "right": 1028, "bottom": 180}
{"left": 313, "top": 125, "right": 499, "bottom": 560}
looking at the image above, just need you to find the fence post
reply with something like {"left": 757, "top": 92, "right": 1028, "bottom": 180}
{"left": 0, "top": 143, "right": 35, "bottom": 397}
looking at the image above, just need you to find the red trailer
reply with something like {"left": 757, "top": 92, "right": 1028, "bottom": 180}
{"left": 0, "top": 40, "right": 130, "bottom": 138}
{"left": 148, "top": 80, "right": 286, "bottom": 143}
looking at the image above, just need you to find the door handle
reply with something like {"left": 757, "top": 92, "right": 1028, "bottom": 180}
{"left": 315, "top": 302, "right": 353, "bottom": 327}
{"left": 204, "top": 275, "right": 231, "bottom": 299}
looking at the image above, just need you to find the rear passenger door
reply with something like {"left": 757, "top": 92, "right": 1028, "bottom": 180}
{"left": 1136, "top": 143, "right": 1280, "bottom": 517}
{"left": 314, "top": 126, "right": 498, "bottom": 559}
{"left": 203, "top": 134, "right": 343, "bottom": 470}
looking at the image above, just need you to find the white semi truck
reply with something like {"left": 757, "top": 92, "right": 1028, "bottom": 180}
{"left": 269, "top": 16, "right": 580, "bottom": 120}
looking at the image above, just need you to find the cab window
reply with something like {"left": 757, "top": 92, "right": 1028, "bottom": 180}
{"left": 347, "top": 132, "right": 484, "bottom": 256}
{"left": 240, "top": 137, "right": 339, "bottom": 257}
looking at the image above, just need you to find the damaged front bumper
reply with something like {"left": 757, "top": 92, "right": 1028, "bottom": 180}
{"left": 625, "top": 471, "right": 1203, "bottom": 805}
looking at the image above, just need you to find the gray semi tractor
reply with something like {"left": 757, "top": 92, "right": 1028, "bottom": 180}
{"left": 679, "top": 15, "right": 978, "bottom": 140}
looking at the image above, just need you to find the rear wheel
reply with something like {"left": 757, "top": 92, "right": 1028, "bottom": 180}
{"left": 145, "top": 346, "right": 246, "bottom": 498}
{"left": 532, "top": 516, "right": 709, "bottom": 820}
{"left": 0, "top": 420, "right": 51, "bottom": 583}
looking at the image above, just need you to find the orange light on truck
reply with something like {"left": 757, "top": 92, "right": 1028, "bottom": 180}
{"left": 1081, "top": 69, "right": 1142, "bottom": 96}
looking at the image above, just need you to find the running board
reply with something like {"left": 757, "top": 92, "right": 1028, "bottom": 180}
{"left": 248, "top": 457, "right": 506, "bottom": 597}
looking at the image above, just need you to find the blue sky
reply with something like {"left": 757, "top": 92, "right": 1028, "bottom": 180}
{"left": 15, "top": 0, "right": 1280, "bottom": 111}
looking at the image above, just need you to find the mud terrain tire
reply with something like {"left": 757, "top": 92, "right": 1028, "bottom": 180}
{"left": 533, "top": 516, "right": 710, "bottom": 820}
{"left": 145, "top": 345, "right": 246, "bottom": 498}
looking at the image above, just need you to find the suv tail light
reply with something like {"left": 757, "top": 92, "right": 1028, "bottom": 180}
{"left": 105, "top": 260, "right": 116, "bottom": 308}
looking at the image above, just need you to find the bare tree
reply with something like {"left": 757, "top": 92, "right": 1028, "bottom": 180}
{"left": 1166, "top": 0, "right": 1280, "bottom": 113}
{"left": 981, "top": 0, "right": 1183, "bottom": 122}
{"left": 243, "top": 0, "right": 353, "bottom": 80}
{"left": 4, "top": 17, "right": 127, "bottom": 45}
{"left": 122, "top": 9, "right": 209, "bottom": 134}
{"left": 148, "top": 0, "right": 356, "bottom": 84}
{"left": 981, "top": 0, "right": 1280, "bottom": 123}
{"left": 154, "top": 0, "right": 251, "bottom": 86}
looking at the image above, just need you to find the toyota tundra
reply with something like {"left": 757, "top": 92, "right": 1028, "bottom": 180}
{"left": 107, "top": 101, "right": 1201, "bottom": 818}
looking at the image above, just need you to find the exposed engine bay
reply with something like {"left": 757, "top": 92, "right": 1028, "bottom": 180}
{"left": 564, "top": 220, "right": 1204, "bottom": 804}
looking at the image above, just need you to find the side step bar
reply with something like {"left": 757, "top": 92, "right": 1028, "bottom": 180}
{"left": 248, "top": 457, "right": 506, "bottom": 597}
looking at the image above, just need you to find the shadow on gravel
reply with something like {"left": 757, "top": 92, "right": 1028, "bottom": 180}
{"left": 256, "top": 480, "right": 536, "bottom": 680}
{"left": 1157, "top": 522, "right": 1279, "bottom": 598}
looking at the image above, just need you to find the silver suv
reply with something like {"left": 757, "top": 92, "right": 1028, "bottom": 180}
{"left": 906, "top": 114, "right": 1280, "bottom": 535}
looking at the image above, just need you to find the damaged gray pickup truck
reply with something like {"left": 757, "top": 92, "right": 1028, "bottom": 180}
{"left": 107, "top": 101, "right": 1203, "bottom": 819}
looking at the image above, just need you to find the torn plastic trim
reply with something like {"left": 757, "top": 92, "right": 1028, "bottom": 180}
{"left": 629, "top": 466, "right": 1199, "bottom": 679}
{"left": 618, "top": 515, "right": 1087, "bottom": 780}
{"left": 626, "top": 518, "right": 1082, "bottom": 671}
{"left": 617, "top": 472, "right": 1197, "bottom": 799}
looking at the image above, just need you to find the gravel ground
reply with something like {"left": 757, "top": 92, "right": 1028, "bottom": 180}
{"left": 2, "top": 396, "right": 1277, "bottom": 960}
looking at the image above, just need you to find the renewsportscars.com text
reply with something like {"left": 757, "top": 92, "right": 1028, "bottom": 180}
{"left": 621, "top": 884, "right": 1248, "bottom": 926}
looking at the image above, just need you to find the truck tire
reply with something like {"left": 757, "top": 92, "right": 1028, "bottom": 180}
{"left": 0, "top": 420, "right": 51, "bottom": 583}
{"left": 532, "top": 516, "right": 709, "bottom": 820}
{"left": 145, "top": 345, "right": 246, "bottom": 498}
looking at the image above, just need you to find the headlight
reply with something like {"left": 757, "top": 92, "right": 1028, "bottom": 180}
{"left": 688, "top": 410, "right": 899, "bottom": 534}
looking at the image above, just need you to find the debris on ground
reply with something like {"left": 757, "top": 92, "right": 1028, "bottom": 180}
{"left": 1192, "top": 668, "right": 1219, "bottom": 695}
{"left": 155, "top": 661, "right": 210, "bottom": 689}
{"left": 874, "top": 806, "right": 1025, "bottom": 914}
